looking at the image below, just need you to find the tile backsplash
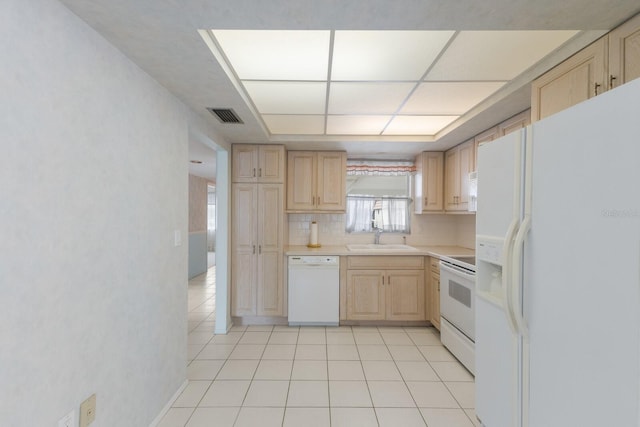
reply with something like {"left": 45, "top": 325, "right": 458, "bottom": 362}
{"left": 288, "top": 212, "right": 475, "bottom": 249}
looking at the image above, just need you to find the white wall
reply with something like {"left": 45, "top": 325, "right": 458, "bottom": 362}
{"left": 0, "top": 0, "right": 212, "bottom": 424}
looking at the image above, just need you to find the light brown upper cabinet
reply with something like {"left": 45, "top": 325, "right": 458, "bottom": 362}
{"left": 232, "top": 144, "right": 285, "bottom": 183}
{"left": 472, "top": 126, "right": 499, "bottom": 172}
{"left": 498, "top": 110, "right": 531, "bottom": 136}
{"left": 414, "top": 152, "right": 444, "bottom": 213}
{"left": 444, "top": 140, "right": 474, "bottom": 212}
{"left": 609, "top": 13, "right": 640, "bottom": 89}
{"left": 532, "top": 13, "right": 640, "bottom": 121}
{"left": 287, "top": 151, "right": 346, "bottom": 212}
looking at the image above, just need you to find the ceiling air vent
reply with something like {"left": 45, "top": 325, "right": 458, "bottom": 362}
{"left": 207, "top": 108, "right": 243, "bottom": 124}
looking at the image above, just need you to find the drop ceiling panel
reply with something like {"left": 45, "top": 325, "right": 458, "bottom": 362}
{"left": 212, "top": 30, "right": 330, "bottom": 80}
{"left": 262, "top": 115, "right": 325, "bottom": 134}
{"left": 327, "top": 115, "right": 392, "bottom": 135}
{"left": 328, "top": 82, "right": 415, "bottom": 114}
{"left": 383, "top": 115, "right": 459, "bottom": 135}
{"left": 401, "top": 82, "right": 507, "bottom": 114}
{"left": 426, "top": 30, "right": 579, "bottom": 81}
{"left": 243, "top": 81, "right": 327, "bottom": 114}
{"left": 331, "top": 31, "right": 455, "bottom": 80}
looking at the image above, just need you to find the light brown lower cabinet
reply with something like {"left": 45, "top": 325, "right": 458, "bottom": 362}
{"left": 429, "top": 257, "right": 441, "bottom": 330}
{"left": 345, "top": 256, "right": 425, "bottom": 322}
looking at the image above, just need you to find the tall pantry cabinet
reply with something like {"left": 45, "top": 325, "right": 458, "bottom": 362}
{"left": 231, "top": 145, "right": 286, "bottom": 317}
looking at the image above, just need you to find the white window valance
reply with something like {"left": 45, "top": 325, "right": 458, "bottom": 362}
{"left": 346, "top": 160, "right": 416, "bottom": 176}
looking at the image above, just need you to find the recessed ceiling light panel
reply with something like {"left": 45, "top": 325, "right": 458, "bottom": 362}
{"left": 328, "top": 82, "right": 415, "bottom": 114}
{"left": 243, "top": 81, "right": 327, "bottom": 114}
{"left": 262, "top": 115, "right": 325, "bottom": 135}
{"left": 213, "top": 30, "right": 330, "bottom": 80}
{"left": 383, "top": 115, "right": 459, "bottom": 135}
{"left": 326, "top": 115, "right": 391, "bottom": 135}
{"left": 331, "top": 31, "right": 455, "bottom": 80}
{"left": 401, "top": 82, "right": 506, "bottom": 115}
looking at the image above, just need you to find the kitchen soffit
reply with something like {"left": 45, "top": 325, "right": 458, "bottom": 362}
{"left": 201, "top": 29, "right": 578, "bottom": 139}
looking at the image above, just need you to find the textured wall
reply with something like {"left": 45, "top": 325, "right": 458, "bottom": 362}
{"left": 0, "top": 0, "right": 193, "bottom": 425}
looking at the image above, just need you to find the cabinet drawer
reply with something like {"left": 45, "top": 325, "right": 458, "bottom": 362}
{"left": 348, "top": 256, "right": 424, "bottom": 270}
{"left": 430, "top": 257, "right": 441, "bottom": 274}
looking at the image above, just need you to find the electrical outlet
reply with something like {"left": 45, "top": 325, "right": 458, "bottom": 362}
{"left": 58, "top": 410, "right": 74, "bottom": 427}
{"left": 79, "top": 394, "right": 96, "bottom": 427}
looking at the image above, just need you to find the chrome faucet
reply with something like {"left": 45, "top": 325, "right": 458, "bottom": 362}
{"left": 374, "top": 229, "right": 382, "bottom": 245}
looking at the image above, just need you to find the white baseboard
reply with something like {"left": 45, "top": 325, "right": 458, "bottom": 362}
{"left": 148, "top": 379, "right": 188, "bottom": 427}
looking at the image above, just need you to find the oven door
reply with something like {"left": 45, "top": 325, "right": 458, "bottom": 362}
{"left": 440, "top": 262, "right": 476, "bottom": 341}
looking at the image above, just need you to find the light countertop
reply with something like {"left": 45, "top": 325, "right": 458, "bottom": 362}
{"left": 284, "top": 245, "right": 474, "bottom": 259}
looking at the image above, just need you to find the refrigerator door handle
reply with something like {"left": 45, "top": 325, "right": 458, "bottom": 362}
{"left": 502, "top": 218, "right": 521, "bottom": 334}
{"left": 511, "top": 215, "right": 531, "bottom": 338}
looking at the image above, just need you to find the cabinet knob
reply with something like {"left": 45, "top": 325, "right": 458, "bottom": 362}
{"left": 609, "top": 74, "right": 617, "bottom": 90}
{"left": 594, "top": 82, "right": 601, "bottom": 96}
{"left": 258, "top": 168, "right": 262, "bottom": 177}
{"left": 253, "top": 168, "right": 256, "bottom": 177}
{"left": 252, "top": 245, "right": 256, "bottom": 254}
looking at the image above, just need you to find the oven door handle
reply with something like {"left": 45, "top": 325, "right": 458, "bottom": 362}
{"left": 439, "top": 262, "right": 475, "bottom": 279}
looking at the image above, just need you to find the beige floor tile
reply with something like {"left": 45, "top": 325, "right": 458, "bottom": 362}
{"left": 361, "top": 360, "right": 402, "bottom": 381}
{"left": 246, "top": 325, "right": 274, "bottom": 332}
{"left": 329, "top": 380, "right": 372, "bottom": 407}
{"left": 376, "top": 407, "right": 427, "bottom": 426}
{"left": 357, "top": 344, "right": 392, "bottom": 361}
{"left": 286, "top": 380, "right": 329, "bottom": 407}
{"left": 406, "top": 381, "right": 460, "bottom": 408}
{"left": 430, "top": 361, "right": 474, "bottom": 381}
{"left": 328, "top": 360, "right": 365, "bottom": 380}
{"left": 327, "top": 344, "right": 360, "bottom": 360}
{"left": 188, "top": 344, "right": 205, "bottom": 360}
{"left": 464, "top": 408, "right": 481, "bottom": 426}
{"left": 261, "top": 344, "right": 296, "bottom": 360}
{"left": 210, "top": 332, "right": 243, "bottom": 345}
{"left": 377, "top": 326, "right": 407, "bottom": 333}
{"left": 354, "top": 333, "right": 384, "bottom": 345}
{"left": 228, "top": 344, "right": 266, "bottom": 360}
{"left": 186, "top": 360, "right": 225, "bottom": 380}
{"left": 268, "top": 332, "right": 299, "bottom": 344}
{"left": 172, "top": 381, "right": 211, "bottom": 407}
{"left": 291, "top": 360, "right": 328, "bottom": 380}
{"left": 273, "top": 325, "right": 299, "bottom": 332}
{"left": 297, "top": 333, "right": 327, "bottom": 344}
{"left": 185, "top": 407, "right": 239, "bottom": 427}
{"left": 419, "top": 408, "right": 475, "bottom": 427}
{"left": 254, "top": 360, "right": 293, "bottom": 380}
{"left": 157, "top": 407, "right": 194, "bottom": 427}
{"left": 326, "top": 326, "right": 352, "bottom": 333}
{"left": 198, "top": 380, "right": 250, "bottom": 407}
{"left": 243, "top": 380, "right": 289, "bottom": 407}
{"left": 215, "top": 360, "right": 259, "bottom": 380}
{"left": 409, "top": 332, "right": 443, "bottom": 346}
{"left": 283, "top": 407, "right": 331, "bottom": 427}
{"left": 238, "top": 331, "right": 271, "bottom": 345}
{"left": 234, "top": 407, "right": 284, "bottom": 427}
{"left": 368, "top": 381, "right": 415, "bottom": 408}
{"left": 388, "top": 345, "right": 426, "bottom": 361}
{"left": 295, "top": 344, "right": 327, "bottom": 360}
{"left": 445, "top": 382, "right": 475, "bottom": 409}
{"left": 417, "top": 345, "right": 457, "bottom": 362}
{"left": 381, "top": 332, "right": 414, "bottom": 345}
{"left": 396, "top": 361, "right": 440, "bottom": 381}
{"left": 195, "top": 344, "right": 235, "bottom": 360}
{"left": 330, "top": 407, "right": 378, "bottom": 427}
{"left": 326, "top": 333, "right": 356, "bottom": 345}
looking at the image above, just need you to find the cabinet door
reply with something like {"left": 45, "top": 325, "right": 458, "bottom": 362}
{"left": 346, "top": 270, "right": 386, "bottom": 320}
{"left": 498, "top": 110, "right": 531, "bottom": 137}
{"left": 231, "top": 184, "right": 258, "bottom": 315}
{"left": 258, "top": 145, "right": 285, "bottom": 183}
{"left": 232, "top": 145, "right": 258, "bottom": 183}
{"left": 457, "top": 140, "right": 474, "bottom": 210}
{"left": 609, "top": 13, "right": 640, "bottom": 89}
{"left": 316, "top": 151, "right": 346, "bottom": 211}
{"left": 386, "top": 270, "right": 425, "bottom": 321}
{"left": 444, "top": 148, "right": 460, "bottom": 211}
{"left": 531, "top": 37, "right": 607, "bottom": 121}
{"left": 415, "top": 152, "right": 444, "bottom": 213}
{"left": 430, "top": 272, "right": 441, "bottom": 330}
{"left": 287, "top": 151, "right": 316, "bottom": 211}
{"left": 257, "top": 184, "right": 284, "bottom": 316}
{"left": 473, "top": 128, "right": 498, "bottom": 172}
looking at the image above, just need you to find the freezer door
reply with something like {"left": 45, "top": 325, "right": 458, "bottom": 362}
{"left": 526, "top": 79, "right": 640, "bottom": 427}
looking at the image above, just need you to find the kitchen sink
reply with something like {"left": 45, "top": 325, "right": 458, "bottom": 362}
{"left": 346, "top": 244, "right": 418, "bottom": 252}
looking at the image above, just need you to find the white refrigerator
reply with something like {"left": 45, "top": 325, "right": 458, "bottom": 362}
{"left": 475, "top": 78, "right": 640, "bottom": 427}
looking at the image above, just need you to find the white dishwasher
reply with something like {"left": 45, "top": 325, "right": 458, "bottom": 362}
{"left": 288, "top": 256, "right": 339, "bottom": 326}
